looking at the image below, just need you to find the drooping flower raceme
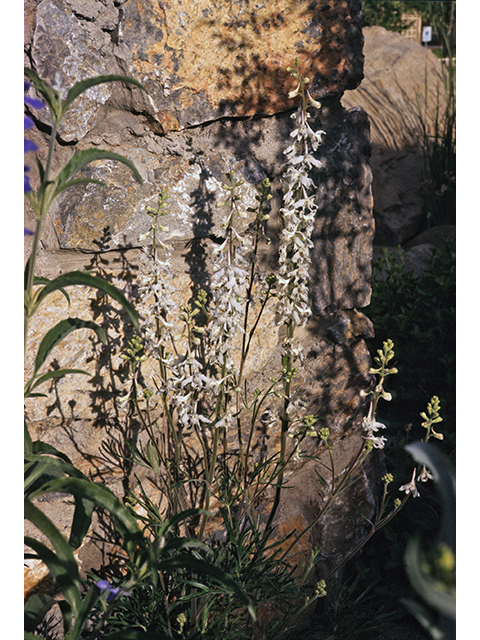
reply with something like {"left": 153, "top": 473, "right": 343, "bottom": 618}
{"left": 137, "top": 192, "right": 216, "bottom": 430}
{"left": 276, "top": 64, "right": 325, "bottom": 327}
{"left": 137, "top": 192, "right": 177, "bottom": 358}
{"left": 208, "top": 173, "right": 253, "bottom": 376}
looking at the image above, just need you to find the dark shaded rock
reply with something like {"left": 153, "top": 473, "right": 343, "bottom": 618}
{"left": 310, "top": 104, "right": 374, "bottom": 313}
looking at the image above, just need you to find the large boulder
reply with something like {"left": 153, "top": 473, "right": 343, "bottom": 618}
{"left": 342, "top": 26, "right": 449, "bottom": 246}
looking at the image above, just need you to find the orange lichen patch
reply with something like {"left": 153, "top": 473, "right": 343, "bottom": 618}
{"left": 122, "top": 0, "right": 359, "bottom": 123}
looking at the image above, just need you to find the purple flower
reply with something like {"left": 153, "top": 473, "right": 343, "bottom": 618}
{"left": 24, "top": 80, "right": 45, "bottom": 193}
{"left": 24, "top": 82, "right": 45, "bottom": 110}
{"left": 96, "top": 579, "right": 130, "bottom": 601}
{"left": 24, "top": 227, "right": 34, "bottom": 236}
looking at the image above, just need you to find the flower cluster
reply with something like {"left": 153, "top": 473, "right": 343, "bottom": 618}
{"left": 276, "top": 61, "right": 325, "bottom": 327}
{"left": 208, "top": 172, "right": 253, "bottom": 374}
{"left": 24, "top": 81, "right": 45, "bottom": 195}
{"left": 24, "top": 82, "right": 45, "bottom": 235}
{"left": 137, "top": 192, "right": 221, "bottom": 431}
{"left": 169, "top": 348, "right": 215, "bottom": 430}
{"left": 362, "top": 413, "right": 388, "bottom": 449}
{"left": 137, "top": 191, "right": 178, "bottom": 356}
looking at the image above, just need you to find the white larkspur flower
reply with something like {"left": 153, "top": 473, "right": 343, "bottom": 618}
{"left": 208, "top": 188, "right": 253, "bottom": 373}
{"left": 399, "top": 468, "right": 420, "bottom": 498}
{"left": 418, "top": 466, "right": 434, "bottom": 483}
{"left": 362, "top": 416, "right": 387, "bottom": 449}
{"left": 276, "top": 90, "right": 325, "bottom": 328}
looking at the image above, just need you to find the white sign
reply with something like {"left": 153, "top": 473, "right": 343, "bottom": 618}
{"left": 422, "top": 26, "right": 432, "bottom": 43}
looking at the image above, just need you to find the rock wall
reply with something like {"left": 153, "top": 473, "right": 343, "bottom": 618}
{"left": 24, "top": 0, "right": 380, "bottom": 598}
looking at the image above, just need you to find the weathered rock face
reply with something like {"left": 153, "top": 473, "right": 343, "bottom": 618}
{"left": 342, "top": 26, "right": 449, "bottom": 246}
{"left": 24, "top": 0, "right": 381, "bottom": 607}
{"left": 29, "top": 0, "right": 363, "bottom": 140}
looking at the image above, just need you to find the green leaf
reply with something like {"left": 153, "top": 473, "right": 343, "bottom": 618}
{"left": 33, "top": 271, "right": 139, "bottom": 332}
{"left": 24, "top": 501, "right": 83, "bottom": 615}
{"left": 31, "top": 439, "right": 76, "bottom": 464}
{"left": 30, "top": 477, "right": 144, "bottom": 556}
{"left": 52, "top": 148, "right": 143, "bottom": 201}
{"left": 25, "top": 446, "right": 88, "bottom": 497}
{"left": 69, "top": 494, "right": 96, "bottom": 550}
{"left": 24, "top": 420, "right": 33, "bottom": 456}
{"left": 25, "top": 368, "right": 91, "bottom": 397}
{"left": 33, "top": 317, "right": 107, "bottom": 374}
{"left": 53, "top": 177, "right": 106, "bottom": 198}
{"left": 159, "top": 555, "right": 255, "bottom": 619}
{"left": 24, "top": 592, "right": 56, "bottom": 632}
{"left": 24, "top": 66, "right": 62, "bottom": 122}
{"left": 66, "top": 584, "right": 101, "bottom": 640}
{"left": 404, "top": 537, "right": 456, "bottom": 622}
{"left": 61, "top": 75, "right": 147, "bottom": 117}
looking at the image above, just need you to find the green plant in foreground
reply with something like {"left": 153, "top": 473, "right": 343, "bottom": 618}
{"left": 24, "top": 62, "right": 450, "bottom": 639}
{"left": 24, "top": 70, "right": 252, "bottom": 640}
{"left": 403, "top": 441, "right": 455, "bottom": 640}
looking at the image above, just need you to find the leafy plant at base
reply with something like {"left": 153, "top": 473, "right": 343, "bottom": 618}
{"left": 24, "top": 60, "right": 450, "bottom": 639}
{"left": 24, "top": 70, "right": 250, "bottom": 639}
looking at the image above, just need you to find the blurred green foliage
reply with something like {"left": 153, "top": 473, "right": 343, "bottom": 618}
{"left": 366, "top": 241, "right": 455, "bottom": 433}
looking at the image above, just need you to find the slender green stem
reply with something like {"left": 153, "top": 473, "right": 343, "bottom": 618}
{"left": 265, "top": 322, "right": 295, "bottom": 532}
{"left": 24, "top": 119, "right": 58, "bottom": 348}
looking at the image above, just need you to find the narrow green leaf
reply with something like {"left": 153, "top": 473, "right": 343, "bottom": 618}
{"left": 34, "top": 271, "right": 139, "bottom": 331}
{"left": 25, "top": 368, "right": 90, "bottom": 397}
{"left": 66, "top": 584, "right": 101, "bottom": 640}
{"left": 52, "top": 177, "right": 106, "bottom": 198}
{"left": 52, "top": 148, "right": 143, "bottom": 201}
{"left": 31, "top": 440, "right": 76, "bottom": 464}
{"left": 24, "top": 66, "right": 62, "bottom": 121}
{"left": 31, "top": 477, "right": 144, "bottom": 551}
{"left": 69, "top": 495, "right": 96, "bottom": 550}
{"left": 24, "top": 502, "right": 83, "bottom": 615}
{"left": 24, "top": 420, "right": 33, "bottom": 456}
{"left": 62, "top": 75, "right": 147, "bottom": 116}
{"left": 33, "top": 317, "right": 107, "bottom": 374}
{"left": 24, "top": 592, "right": 56, "bottom": 632}
{"left": 159, "top": 555, "right": 254, "bottom": 617}
{"left": 35, "top": 155, "right": 46, "bottom": 184}
{"left": 31, "top": 275, "right": 70, "bottom": 305}
{"left": 24, "top": 458, "right": 60, "bottom": 494}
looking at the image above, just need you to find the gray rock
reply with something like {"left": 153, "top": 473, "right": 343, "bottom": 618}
{"left": 31, "top": 0, "right": 117, "bottom": 142}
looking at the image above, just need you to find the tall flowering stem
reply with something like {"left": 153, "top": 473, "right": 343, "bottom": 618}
{"left": 276, "top": 58, "right": 324, "bottom": 328}
{"left": 267, "top": 60, "right": 325, "bottom": 531}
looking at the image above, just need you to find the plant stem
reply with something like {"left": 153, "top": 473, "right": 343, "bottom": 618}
{"left": 24, "top": 119, "right": 58, "bottom": 349}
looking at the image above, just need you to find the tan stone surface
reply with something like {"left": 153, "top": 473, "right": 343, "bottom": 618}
{"left": 121, "top": 0, "right": 363, "bottom": 128}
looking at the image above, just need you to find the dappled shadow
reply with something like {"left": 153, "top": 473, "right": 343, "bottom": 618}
{"left": 198, "top": 0, "right": 363, "bottom": 118}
